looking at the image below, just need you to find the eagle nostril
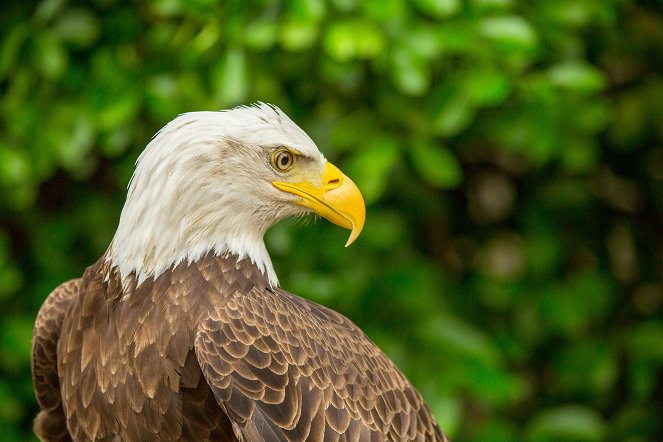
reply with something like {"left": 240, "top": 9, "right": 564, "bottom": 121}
{"left": 326, "top": 178, "right": 341, "bottom": 189}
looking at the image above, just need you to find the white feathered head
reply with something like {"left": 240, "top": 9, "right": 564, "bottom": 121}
{"left": 109, "top": 103, "right": 365, "bottom": 287}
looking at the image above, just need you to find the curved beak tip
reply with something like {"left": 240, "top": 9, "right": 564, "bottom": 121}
{"left": 273, "top": 161, "right": 366, "bottom": 247}
{"left": 345, "top": 227, "right": 360, "bottom": 247}
{"left": 344, "top": 208, "right": 365, "bottom": 248}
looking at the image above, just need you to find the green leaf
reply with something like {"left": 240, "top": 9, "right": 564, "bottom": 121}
{"left": 561, "top": 138, "right": 599, "bottom": 173}
{"left": 0, "top": 147, "right": 30, "bottom": 186}
{"left": 244, "top": 20, "right": 277, "bottom": 50}
{"left": 188, "top": 22, "right": 221, "bottom": 60}
{"left": 470, "top": 0, "right": 514, "bottom": 11}
{"left": 410, "top": 141, "right": 463, "bottom": 188}
{"left": 34, "top": 0, "right": 67, "bottom": 23}
{"left": 212, "top": 48, "right": 249, "bottom": 106}
{"left": 361, "top": 0, "right": 407, "bottom": 22}
{"left": 345, "top": 137, "right": 399, "bottom": 205}
{"left": 53, "top": 8, "right": 100, "bottom": 48}
{"left": 479, "top": 15, "right": 537, "bottom": 49}
{"left": 412, "top": 0, "right": 462, "bottom": 19}
{"left": 391, "top": 49, "right": 431, "bottom": 96}
{"left": 97, "top": 93, "right": 141, "bottom": 131}
{"left": 57, "top": 116, "right": 95, "bottom": 173}
{"left": 431, "top": 90, "right": 476, "bottom": 136}
{"left": 0, "top": 317, "right": 34, "bottom": 373}
{"left": 33, "top": 32, "right": 68, "bottom": 79}
{"left": 526, "top": 405, "right": 607, "bottom": 441}
{"left": 547, "top": 60, "right": 606, "bottom": 94}
{"left": 280, "top": 20, "right": 319, "bottom": 51}
{"left": 288, "top": 0, "right": 327, "bottom": 21}
{"left": 323, "top": 20, "right": 385, "bottom": 62}
{"left": 538, "top": 272, "right": 615, "bottom": 336}
{"left": 552, "top": 340, "right": 618, "bottom": 396}
{"left": 361, "top": 210, "right": 406, "bottom": 250}
{"left": 428, "top": 395, "right": 462, "bottom": 438}
{"left": 463, "top": 70, "right": 512, "bottom": 106}
{"left": 0, "top": 24, "right": 28, "bottom": 79}
{"left": 423, "top": 316, "right": 503, "bottom": 365}
{"left": 629, "top": 320, "right": 663, "bottom": 362}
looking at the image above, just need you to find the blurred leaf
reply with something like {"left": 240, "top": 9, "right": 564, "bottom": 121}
{"left": 0, "top": 147, "right": 31, "bottom": 186}
{"left": 56, "top": 116, "right": 95, "bottom": 172}
{"left": 147, "top": 74, "right": 179, "bottom": 120}
{"left": 471, "top": 0, "right": 514, "bottom": 11}
{"left": 212, "top": 48, "right": 249, "bottom": 106}
{"left": 0, "top": 317, "right": 34, "bottom": 374}
{"left": 32, "top": 31, "right": 68, "bottom": 79}
{"left": 288, "top": 0, "right": 327, "bottom": 21}
{"left": 552, "top": 340, "right": 618, "bottom": 396}
{"left": 466, "top": 359, "right": 527, "bottom": 405}
{"left": 629, "top": 320, "right": 663, "bottom": 362}
{"left": 0, "top": 235, "right": 22, "bottom": 301}
{"left": 0, "top": 379, "right": 23, "bottom": 431}
{"left": 479, "top": 15, "right": 537, "bottom": 49}
{"left": 244, "top": 20, "right": 277, "bottom": 50}
{"left": 410, "top": 140, "right": 463, "bottom": 188}
{"left": 0, "top": 23, "right": 28, "bottom": 80}
{"left": 187, "top": 21, "right": 220, "bottom": 60}
{"left": 280, "top": 20, "right": 319, "bottom": 51}
{"left": 323, "top": 20, "right": 385, "bottom": 62}
{"left": 474, "top": 419, "right": 519, "bottom": 442}
{"left": 463, "top": 69, "right": 512, "bottom": 106}
{"left": 431, "top": 90, "right": 476, "bottom": 136}
{"left": 345, "top": 136, "right": 399, "bottom": 204}
{"left": 526, "top": 405, "right": 607, "bottom": 441}
{"left": 361, "top": 210, "right": 406, "bottom": 250}
{"left": 53, "top": 8, "right": 100, "bottom": 48}
{"left": 412, "top": 0, "right": 462, "bottom": 19}
{"left": 391, "top": 48, "right": 431, "bottom": 96}
{"left": 544, "top": 0, "right": 602, "bottom": 28}
{"left": 628, "top": 359, "right": 658, "bottom": 402}
{"left": 613, "top": 405, "right": 661, "bottom": 441}
{"left": 428, "top": 395, "right": 462, "bottom": 438}
{"left": 361, "top": 0, "right": 407, "bottom": 22}
{"left": 524, "top": 229, "right": 563, "bottom": 276}
{"left": 96, "top": 92, "right": 141, "bottom": 131}
{"left": 561, "top": 138, "right": 599, "bottom": 173}
{"left": 547, "top": 60, "right": 605, "bottom": 94}
{"left": 422, "top": 316, "right": 503, "bottom": 365}
{"left": 403, "top": 26, "right": 443, "bottom": 60}
{"left": 538, "top": 272, "right": 614, "bottom": 336}
{"left": 34, "top": 0, "right": 67, "bottom": 23}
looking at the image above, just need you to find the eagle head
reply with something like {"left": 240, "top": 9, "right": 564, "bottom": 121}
{"left": 109, "top": 103, "right": 365, "bottom": 287}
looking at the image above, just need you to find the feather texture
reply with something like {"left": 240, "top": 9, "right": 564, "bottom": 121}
{"left": 32, "top": 253, "right": 448, "bottom": 441}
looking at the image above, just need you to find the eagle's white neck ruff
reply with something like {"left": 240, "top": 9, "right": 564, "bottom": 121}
{"left": 109, "top": 225, "right": 277, "bottom": 288}
{"left": 108, "top": 104, "right": 324, "bottom": 290}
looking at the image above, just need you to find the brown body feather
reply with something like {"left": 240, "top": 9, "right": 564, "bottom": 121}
{"left": 32, "top": 253, "right": 448, "bottom": 441}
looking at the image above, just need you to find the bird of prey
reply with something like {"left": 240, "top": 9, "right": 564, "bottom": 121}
{"left": 31, "top": 103, "right": 449, "bottom": 441}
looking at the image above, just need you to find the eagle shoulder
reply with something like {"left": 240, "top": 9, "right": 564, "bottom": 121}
{"left": 194, "top": 282, "right": 448, "bottom": 442}
{"left": 31, "top": 278, "right": 80, "bottom": 442}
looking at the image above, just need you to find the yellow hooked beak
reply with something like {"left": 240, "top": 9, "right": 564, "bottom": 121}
{"left": 273, "top": 162, "right": 365, "bottom": 246}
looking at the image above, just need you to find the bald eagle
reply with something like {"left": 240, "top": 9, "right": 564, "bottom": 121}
{"left": 31, "top": 103, "right": 448, "bottom": 441}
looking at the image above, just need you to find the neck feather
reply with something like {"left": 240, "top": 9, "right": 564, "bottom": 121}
{"left": 108, "top": 229, "right": 278, "bottom": 288}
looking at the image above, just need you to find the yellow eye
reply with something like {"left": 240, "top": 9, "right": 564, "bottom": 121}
{"left": 272, "top": 149, "right": 295, "bottom": 172}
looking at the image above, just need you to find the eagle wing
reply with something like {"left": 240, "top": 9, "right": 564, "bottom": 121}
{"left": 31, "top": 279, "right": 80, "bottom": 441}
{"left": 194, "top": 285, "right": 447, "bottom": 442}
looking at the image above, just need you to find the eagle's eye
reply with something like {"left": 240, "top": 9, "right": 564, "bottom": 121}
{"left": 272, "top": 149, "right": 295, "bottom": 172}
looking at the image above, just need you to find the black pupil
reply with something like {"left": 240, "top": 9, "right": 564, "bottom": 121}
{"left": 279, "top": 153, "right": 290, "bottom": 167}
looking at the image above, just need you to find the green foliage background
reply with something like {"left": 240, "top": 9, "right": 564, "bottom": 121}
{"left": 1, "top": 0, "right": 662, "bottom": 440}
